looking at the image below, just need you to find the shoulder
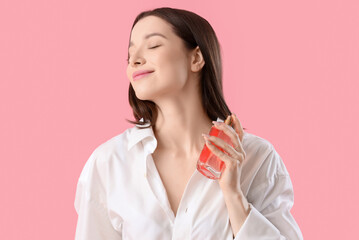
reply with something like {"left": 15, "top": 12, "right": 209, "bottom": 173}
{"left": 90, "top": 125, "right": 142, "bottom": 163}
{"left": 241, "top": 131, "right": 290, "bottom": 191}
{"left": 94, "top": 128, "right": 132, "bottom": 156}
{"left": 77, "top": 126, "right": 137, "bottom": 182}
{"left": 242, "top": 131, "right": 274, "bottom": 156}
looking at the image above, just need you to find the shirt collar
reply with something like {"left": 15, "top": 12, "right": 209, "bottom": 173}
{"left": 127, "top": 118, "right": 157, "bottom": 152}
{"left": 127, "top": 117, "right": 224, "bottom": 152}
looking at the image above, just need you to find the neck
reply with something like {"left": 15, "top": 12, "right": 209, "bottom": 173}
{"left": 153, "top": 90, "right": 213, "bottom": 159}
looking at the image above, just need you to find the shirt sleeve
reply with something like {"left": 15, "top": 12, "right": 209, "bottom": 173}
{"left": 74, "top": 150, "right": 122, "bottom": 240}
{"left": 234, "top": 149, "right": 303, "bottom": 240}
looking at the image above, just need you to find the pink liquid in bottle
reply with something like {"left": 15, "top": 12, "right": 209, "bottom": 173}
{"left": 197, "top": 118, "right": 234, "bottom": 179}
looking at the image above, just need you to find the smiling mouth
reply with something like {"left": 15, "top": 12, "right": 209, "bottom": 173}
{"left": 133, "top": 71, "right": 153, "bottom": 81}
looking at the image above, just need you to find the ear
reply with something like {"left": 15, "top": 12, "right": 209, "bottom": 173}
{"left": 190, "top": 46, "right": 205, "bottom": 72}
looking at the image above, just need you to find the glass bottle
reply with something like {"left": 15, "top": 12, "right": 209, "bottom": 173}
{"left": 197, "top": 116, "right": 234, "bottom": 179}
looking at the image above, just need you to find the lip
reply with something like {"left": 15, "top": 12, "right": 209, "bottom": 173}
{"left": 132, "top": 70, "right": 154, "bottom": 80}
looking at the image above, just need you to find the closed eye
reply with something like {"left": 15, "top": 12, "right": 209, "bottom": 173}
{"left": 149, "top": 45, "right": 161, "bottom": 49}
{"left": 126, "top": 45, "right": 161, "bottom": 64}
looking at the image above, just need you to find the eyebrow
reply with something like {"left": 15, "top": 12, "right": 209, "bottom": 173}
{"left": 128, "top": 32, "right": 167, "bottom": 49}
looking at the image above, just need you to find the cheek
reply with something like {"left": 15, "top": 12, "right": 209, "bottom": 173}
{"left": 126, "top": 66, "right": 132, "bottom": 82}
{"left": 156, "top": 50, "right": 189, "bottom": 84}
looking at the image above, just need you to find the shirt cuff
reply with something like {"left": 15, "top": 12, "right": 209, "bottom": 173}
{"left": 234, "top": 203, "right": 282, "bottom": 240}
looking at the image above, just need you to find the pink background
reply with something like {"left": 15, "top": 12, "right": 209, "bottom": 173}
{"left": 1, "top": 0, "right": 358, "bottom": 239}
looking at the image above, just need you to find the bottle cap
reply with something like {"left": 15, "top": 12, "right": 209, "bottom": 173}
{"left": 224, "top": 115, "right": 233, "bottom": 127}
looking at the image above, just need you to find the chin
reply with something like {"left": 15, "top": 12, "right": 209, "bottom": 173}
{"left": 133, "top": 90, "right": 155, "bottom": 101}
{"left": 133, "top": 82, "right": 181, "bottom": 101}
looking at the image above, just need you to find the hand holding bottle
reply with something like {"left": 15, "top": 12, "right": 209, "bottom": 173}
{"left": 201, "top": 114, "right": 246, "bottom": 194}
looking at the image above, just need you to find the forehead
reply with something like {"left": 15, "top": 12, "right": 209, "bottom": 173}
{"left": 129, "top": 16, "right": 173, "bottom": 43}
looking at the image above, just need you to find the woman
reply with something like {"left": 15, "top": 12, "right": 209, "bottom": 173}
{"left": 74, "top": 7, "right": 303, "bottom": 240}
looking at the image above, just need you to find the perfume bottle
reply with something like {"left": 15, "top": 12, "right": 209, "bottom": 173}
{"left": 197, "top": 116, "right": 234, "bottom": 179}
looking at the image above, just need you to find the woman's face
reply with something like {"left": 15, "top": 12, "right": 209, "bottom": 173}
{"left": 126, "top": 16, "right": 193, "bottom": 101}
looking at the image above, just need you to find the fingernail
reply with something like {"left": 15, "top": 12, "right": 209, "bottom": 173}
{"left": 202, "top": 133, "right": 210, "bottom": 138}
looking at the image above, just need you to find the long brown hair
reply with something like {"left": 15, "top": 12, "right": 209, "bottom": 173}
{"left": 125, "top": 7, "right": 245, "bottom": 130}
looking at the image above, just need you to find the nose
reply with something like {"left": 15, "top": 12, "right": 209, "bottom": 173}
{"left": 129, "top": 52, "right": 145, "bottom": 67}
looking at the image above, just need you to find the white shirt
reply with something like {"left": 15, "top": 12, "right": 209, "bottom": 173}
{"left": 74, "top": 118, "right": 303, "bottom": 240}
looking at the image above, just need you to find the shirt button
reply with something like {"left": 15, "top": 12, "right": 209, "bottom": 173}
{"left": 185, "top": 207, "right": 188, "bottom": 213}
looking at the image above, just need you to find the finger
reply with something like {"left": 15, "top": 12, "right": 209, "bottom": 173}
{"left": 204, "top": 137, "right": 238, "bottom": 169}
{"left": 202, "top": 134, "right": 244, "bottom": 164}
{"left": 231, "top": 114, "right": 246, "bottom": 159}
{"left": 231, "top": 114, "right": 244, "bottom": 142}
{"left": 212, "top": 121, "right": 243, "bottom": 153}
